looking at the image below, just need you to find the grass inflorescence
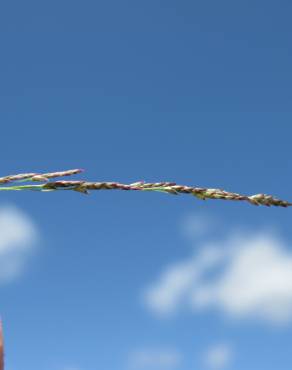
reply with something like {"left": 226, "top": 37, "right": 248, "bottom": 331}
{"left": 0, "top": 169, "right": 290, "bottom": 207}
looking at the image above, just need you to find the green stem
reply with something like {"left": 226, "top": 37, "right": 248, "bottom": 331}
{"left": 0, "top": 185, "right": 48, "bottom": 191}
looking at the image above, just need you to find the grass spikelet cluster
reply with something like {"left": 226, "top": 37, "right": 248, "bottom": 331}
{"left": 0, "top": 169, "right": 290, "bottom": 207}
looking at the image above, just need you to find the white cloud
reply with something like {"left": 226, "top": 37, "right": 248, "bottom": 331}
{"left": 180, "top": 213, "right": 213, "bottom": 240}
{"left": 144, "top": 245, "right": 225, "bottom": 316}
{"left": 128, "top": 349, "right": 181, "bottom": 370}
{"left": 143, "top": 227, "right": 292, "bottom": 324}
{"left": 203, "top": 343, "right": 233, "bottom": 369}
{"left": 0, "top": 205, "right": 39, "bottom": 282}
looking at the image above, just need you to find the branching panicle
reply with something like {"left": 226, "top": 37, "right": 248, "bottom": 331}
{"left": 0, "top": 169, "right": 290, "bottom": 208}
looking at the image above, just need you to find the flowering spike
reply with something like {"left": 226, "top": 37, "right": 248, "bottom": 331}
{"left": 0, "top": 169, "right": 290, "bottom": 208}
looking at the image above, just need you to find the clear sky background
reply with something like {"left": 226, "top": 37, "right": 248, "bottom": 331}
{"left": 0, "top": 1, "right": 292, "bottom": 370}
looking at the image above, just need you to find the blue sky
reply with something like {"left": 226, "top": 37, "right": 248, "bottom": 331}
{"left": 0, "top": 1, "right": 292, "bottom": 370}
